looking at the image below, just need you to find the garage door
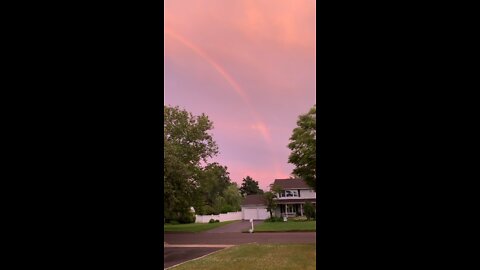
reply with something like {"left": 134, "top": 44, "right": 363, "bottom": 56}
{"left": 257, "top": 208, "right": 269, "bottom": 220}
{"left": 243, "top": 207, "right": 269, "bottom": 220}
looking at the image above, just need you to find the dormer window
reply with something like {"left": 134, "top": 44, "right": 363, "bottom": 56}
{"left": 278, "top": 190, "right": 298, "bottom": 197}
{"left": 289, "top": 190, "right": 298, "bottom": 197}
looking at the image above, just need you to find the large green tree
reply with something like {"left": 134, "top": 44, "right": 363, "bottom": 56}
{"left": 197, "top": 163, "right": 231, "bottom": 206}
{"left": 239, "top": 176, "right": 264, "bottom": 197}
{"left": 222, "top": 183, "right": 242, "bottom": 212}
{"left": 288, "top": 105, "right": 316, "bottom": 191}
{"left": 194, "top": 163, "right": 242, "bottom": 214}
{"left": 164, "top": 105, "right": 218, "bottom": 220}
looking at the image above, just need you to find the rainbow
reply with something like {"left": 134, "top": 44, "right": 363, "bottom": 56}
{"left": 165, "top": 28, "right": 287, "bottom": 178}
{"left": 165, "top": 28, "right": 250, "bottom": 105}
{"left": 164, "top": 27, "right": 271, "bottom": 143}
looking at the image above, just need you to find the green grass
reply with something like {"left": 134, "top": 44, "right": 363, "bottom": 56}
{"left": 249, "top": 220, "right": 316, "bottom": 232}
{"left": 170, "top": 243, "right": 316, "bottom": 270}
{"left": 164, "top": 221, "right": 237, "bottom": 233}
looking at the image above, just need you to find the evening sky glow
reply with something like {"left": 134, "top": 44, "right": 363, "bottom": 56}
{"left": 164, "top": 0, "right": 316, "bottom": 190}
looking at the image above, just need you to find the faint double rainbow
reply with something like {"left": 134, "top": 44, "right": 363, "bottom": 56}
{"left": 165, "top": 27, "right": 284, "bottom": 178}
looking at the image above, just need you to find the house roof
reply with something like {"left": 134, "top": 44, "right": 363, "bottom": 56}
{"left": 273, "top": 178, "right": 310, "bottom": 189}
{"left": 241, "top": 194, "right": 266, "bottom": 206}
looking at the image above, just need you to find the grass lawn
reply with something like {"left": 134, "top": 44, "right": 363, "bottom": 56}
{"left": 164, "top": 221, "right": 237, "bottom": 233}
{"left": 250, "top": 220, "right": 316, "bottom": 232}
{"left": 170, "top": 243, "right": 316, "bottom": 270}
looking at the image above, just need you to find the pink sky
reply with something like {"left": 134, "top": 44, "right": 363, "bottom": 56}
{"left": 164, "top": 0, "right": 316, "bottom": 190}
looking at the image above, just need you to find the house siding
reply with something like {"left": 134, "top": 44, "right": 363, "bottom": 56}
{"left": 299, "top": 189, "right": 316, "bottom": 199}
{"left": 273, "top": 186, "right": 315, "bottom": 217}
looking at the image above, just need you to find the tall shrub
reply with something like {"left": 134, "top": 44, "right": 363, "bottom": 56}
{"left": 304, "top": 202, "right": 315, "bottom": 220}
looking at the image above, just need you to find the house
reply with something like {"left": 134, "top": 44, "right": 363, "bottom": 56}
{"left": 240, "top": 178, "right": 316, "bottom": 220}
{"left": 272, "top": 178, "right": 316, "bottom": 218}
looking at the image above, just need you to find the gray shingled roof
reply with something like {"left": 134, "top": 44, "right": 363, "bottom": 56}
{"left": 273, "top": 178, "right": 310, "bottom": 189}
{"left": 241, "top": 194, "right": 267, "bottom": 206}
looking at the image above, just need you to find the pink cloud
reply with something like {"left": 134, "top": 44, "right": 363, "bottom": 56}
{"left": 164, "top": 0, "right": 315, "bottom": 190}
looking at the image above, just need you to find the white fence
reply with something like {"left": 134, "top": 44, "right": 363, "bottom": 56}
{"left": 195, "top": 211, "right": 242, "bottom": 223}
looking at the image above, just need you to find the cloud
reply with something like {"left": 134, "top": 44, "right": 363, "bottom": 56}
{"left": 164, "top": 0, "right": 315, "bottom": 191}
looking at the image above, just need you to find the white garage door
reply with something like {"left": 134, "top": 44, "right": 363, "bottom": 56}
{"left": 243, "top": 207, "right": 269, "bottom": 220}
{"left": 257, "top": 208, "right": 269, "bottom": 220}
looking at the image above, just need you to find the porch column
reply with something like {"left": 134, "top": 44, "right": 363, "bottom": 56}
{"left": 300, "top": 204, "right": 303, "bottom": 216}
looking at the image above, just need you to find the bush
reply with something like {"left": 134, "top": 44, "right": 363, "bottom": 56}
{"left": 169, "top": 220, "right": 180, "bottom": 225}
{"left": 292, "top": 216, "right": 308, "bottom": 222}
{"left": 209, "top": 219, "right": 215, "bottom": 223}
{"left": 215, "top": 220, "right": 220, "bottom": 223}
{"left": 304, "top": 202, "right": 316, "bottom": 220}
{"left": 203, "top": 205, "right": 217, "bottom": 215}
{"left": 194, "top": 206, "right": 205, "bottom": 215}
{"left": 199, "top": 205, "right": 219, "bottom": 215}
{"left": 221, "top": 205, "right": 235, "bottom": 213}
{"left": 265, "top": 217, "right": 283, "bottom": 222}
{"left": 178, "top": 211, "right": 196, "bottom": 224}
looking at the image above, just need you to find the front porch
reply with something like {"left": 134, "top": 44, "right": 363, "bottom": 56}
{"left": 276, "top": 203, "right": 305, "bottom": 218}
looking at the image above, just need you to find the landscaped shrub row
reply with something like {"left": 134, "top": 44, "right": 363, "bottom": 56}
{"left": 265, "top": 216, "right": 315, "bottom": 222}
{"left": 177, "top": 212, "right": 196, "bottom": 224}
{"left": 265, "top": 217, "right": 283, "bottom": 222}
{"left": 291, "top": 216, "right": 308, "bottom": 221}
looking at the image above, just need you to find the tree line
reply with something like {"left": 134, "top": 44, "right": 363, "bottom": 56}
{"left": 164, "top": 104, "right": 316, "bottom": 223}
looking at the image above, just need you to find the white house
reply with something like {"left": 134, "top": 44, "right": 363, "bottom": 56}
{"left": 272, "top": 178, "right": 316, "bottom": 218}
{"left": 240, "top": 178, "right": 316, "bottom": 220}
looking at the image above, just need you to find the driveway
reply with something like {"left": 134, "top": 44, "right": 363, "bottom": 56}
{"left": 204, "top": 220, "right": 264, "bottom": 233}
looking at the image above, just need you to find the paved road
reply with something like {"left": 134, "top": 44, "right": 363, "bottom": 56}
{"left": 204, "top": 220, "right": 263, "bottom": 233}
{"left": 165, "top": 232, "right": 316, "bottom": 245}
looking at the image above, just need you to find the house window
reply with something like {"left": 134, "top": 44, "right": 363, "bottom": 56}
{"left": 285, "top": 190, "right": 298, "bottom": 197}
{"left": 279, "top": 190, "right": 298, "bottom": 197}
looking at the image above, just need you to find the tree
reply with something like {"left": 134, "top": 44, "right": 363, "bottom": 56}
{"left": 270, "top": 183, "right": 283, "bottom": 197}
{"left": 222, "top": 183, "right": 242, "bottom": 212}
{"left": 191, "top": 163, "right": 244, "bottom": 215}
{"left": 164, "top": 105, "right": 219, "bottom": 220}
{"left": 197, "top": 163, "right": 231, "bottom": 207}
{"left": 288, "top": 105, "right": 316, "bottom": 191}
{"left": 239, "top": 176, "right": 264, "bottom": 197}
{"left": 264, "top": 184, "right": 282, "bottom": 219}
{"left": 303, "top": 202, "right": 315, "bottom": 220}
{"left": 264, "top": 192, "right": 276, "bottom": 219}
